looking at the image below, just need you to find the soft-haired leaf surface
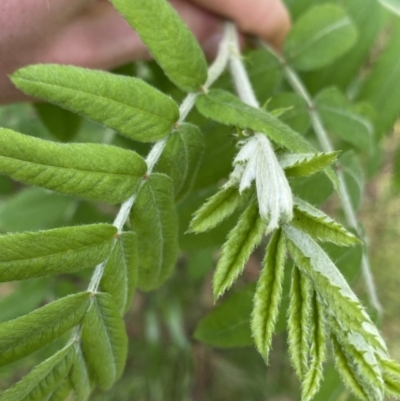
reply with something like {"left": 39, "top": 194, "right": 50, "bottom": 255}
{"left": 100, "top": 232, "right": 138, "bottom": 314}
{"left": 111, "top": 0, "right": 207, "bottom": 92}
{"left": 156, "top": 123, "right": 205, "bottom": 201}
{"left": 0, "top": 344, "right": 75, "bottom": 401}
{"left": 287, "top": 266, "right": 312, "bottom": 380}
{"left": 291, "top": 197, "right": 359, "bottom": 246}
{"left": 252, "top": 229, "right": 286, "bottom": 362}
{"left": 81, "top": 293, "right": 128, "bottom": 390}
{"left": 0, "top": 129, "right": 147, "bottom": 204}
{"left": 279, "top": 152, "right": 339, "bottom": 178}
{"left": 70, "top": 347, "right": 91, "bottom": 401}
{"left": 189, "top": 186, "right": 244, "bottom": 233}
{"left": 283, "top": 4, "right": 358, "bottom": 71}
{"left": 12, "top": 65, "right": 179, "bottom": 142}
{"left": 0, "top": 224, "right": 117, "bottom": 282}
{"left": 213, "top": 201, "right": 265, "bottom": 299}
{"left": 0, "top": 292, "right": 90, "bottom": 367}
{"left": 131, "top": 173, "right": 179, "bottom": 291}
{"left": 46, "top": 379, "right": 72, "bottom": 401}
{"left": 196, "top": 89, "right": 314, "bottom": 153}
{"left": 315, "top": 88, "right": 374, "bottom": 151}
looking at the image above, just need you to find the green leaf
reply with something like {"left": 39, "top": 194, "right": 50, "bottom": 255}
{"left": 0, "top": 129, "right": 147, "bottom": 204}
{"left": 189, "top": 186, "right": 244, "bottom": 233}
{"left": 194, "top": 283, "right": 256, "bottom": 348}
{"left": 46, "top": 379, "right": 72, "bottom": 401}
{"left": 81, "top": 292, "right": 128, "bottom": 390}
{"left": 111, "top": 0, "right": 207, "bottom": 92}
{"left": 0, "top": 345, "right": 75, "bottom": 401}
{"left": 34, "top": 103, "right": 82, "bottom": 143}
{"left": 340, "top": 151, "right": 364, "bottom": 211}
{"left": 131, "top": 173, "right": 179, "bottom": 291}
{"left": 0, "top": 292, "right": 90, "bottom": 367}
{"left": 213, "top": 201, "right": 265, "bottom": 300}
{"left": 251, "top": 229, "right": 286, "bottom": 362}
{"left": 302, "top": 292, "right": 327, "bottom": 401}
{"left": 196, "top": 89, "right": 315, "bottom": 153}
{"left": 291, "top": 197, "right": 359, "bottom": 246}
{"left": 70, "top": 347, "right": 91, "bottom": 401}
{"left": 100, "top": 232, "right": 138, "bottom": 314}
{"left": 155, "top": 123, "right": 205, "bottom": 201}
{"left": 287, "top": 266, "right": 312, "bottom": 380}
{"left": 378, "top": 0, "right": 400, "bottom": 16}
{"left": 279, "top": 151, "right": 339, "bottom": 178}
{"left": 315, "top": 87, "right": 375, "bottom": 151}
{"left": 12, "top": 65, "right": 179, "bottom": 143}
{"left": 283, "top": 4, "right": 358, "bottom": 71}
{"left": 0, "top": 224, "right": 117, "bottom": 282}
{"left": 358, "top": 21, "right": 400, "bottom": 136}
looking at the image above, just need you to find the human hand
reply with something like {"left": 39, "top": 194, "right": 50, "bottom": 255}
{"left": 0, "top": 0, "right": 290, "bottom": 104}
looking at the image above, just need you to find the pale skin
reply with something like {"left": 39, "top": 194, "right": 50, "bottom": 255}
{"left": 0, "top": 0, "right": 291, "bottom": 104}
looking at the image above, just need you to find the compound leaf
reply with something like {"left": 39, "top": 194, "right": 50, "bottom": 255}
{"left": 131, "top": 173, "right": 179, "bottom": 291}
{"left": 155, "top": 123, "right": 205, "bottom": 201}
{"left": 0, "top": 292, "right": 90, "bottom": 367}
{"left": 0, "top": 129, "right": 147, "bottom": 204}
{"left": 111, "top": 0, "right": 207, "bottom": 92}
{"left": 252, "top": 229, "right": 286, "bottom": 362}
{"left": 81, "top": 293, "right": 128, "bottom": 391}
{"left": 70, "top": 347, "right": 91, "bottom": 401}
{"left": 0, "top": 344, "right": 75, "bottom": 401}
{"left": 291, "top": 197, "right": 359, "bottom": 246}
{"left": 283, "top": 4, "right": 358, "bottom": 71}
{"left": 46, "top": 379, "right": 72, "bottom": 401}
{"left": 100, "top": 232, "right": 138, "bottom": 314}
{"left": 12, "top": 65, "right": 179, "bottom": 143}
{"left": 0, "top": 224, "right": 117, "bottom": 282}
{"left": 213, "top": 201, "right": 265, "bottom": 300}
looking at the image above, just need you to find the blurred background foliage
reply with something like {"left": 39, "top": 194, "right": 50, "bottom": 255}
{"left": 1, "top": 0, "right": 400, "bottom": 399}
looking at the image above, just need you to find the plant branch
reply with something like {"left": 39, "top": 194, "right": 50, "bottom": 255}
{"left": 259, "top": 42, "right": 382, "bottom": 314}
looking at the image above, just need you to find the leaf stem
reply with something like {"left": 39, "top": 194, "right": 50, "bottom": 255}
{"left": 259, "top": 41, "right": 382, "bottom": 314}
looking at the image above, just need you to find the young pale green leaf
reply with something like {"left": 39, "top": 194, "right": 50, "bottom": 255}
{"left": 315, "top": 88, "right": 374, "bottom": 152}
{"left": 291, "top": 197, "right": 359, "bottom": 247}
{"left": 0, "top": 292, "right": 90, "bottom": 367}
{"left": 279, "top": 152, "right": 339, "bottom": 178}
{"left": 283, "top": 4, "right": 358, "bottom": 71}
{"left": 155, "top": 123, "right": 205, "bottom": 201}
{"left": 81, "top": 292, "right": 128, "bottom": 391}
{"left": 111, "top": 0, "right": 207, "bottom": 92}
{"left": 213, "top": 201, "right": 265, "bottom": 300}
{"left": 34, "top": 103, "right": 82, "bottom": 143}
{"left": 0, "top": 224, "right": 117, "bottom": 282}
{"left": 384, "top": 375, "right": 400, "bottom": 399}
{"left": 0, "top": 344, "right": 76, "bottom": 401}
{"left": 196, "top": 89, "right": 314, "bottom": 154}
{"left": 194, "top": 283, "right": 255, "bottom": 348}
{"left": 189, "top": 186, "right": 244, "bottom": 233}
{"left": 46, "top": 379, "right": 72, "bottom": 401}
{"left": 251, "top": 229, "right": 286, "bottom": 362}
{"left": 378, "top": 0, "right": 400, "bottom": 16}
{"left": 381, "top": 358, "right": 400, "bottom": 378}
{"left": 100, "top": 232, "right": 138, "bottom": 314}
{"left": 0, "top": 129, "right": 147, "bottom": 204}
{"left": 131, "top": 173, "right": 179, "bottom": 291}
{"left": 12, "top": 65, "right": 179, "bottom": 143}
{"left": 287, "top": 266, "right": 313, "bottom": 380}
{"left": 69, "top": 347, "right": 91, "bottom": 401}
{"left": 302, "top": 292, "right": 327, "bottom": 401}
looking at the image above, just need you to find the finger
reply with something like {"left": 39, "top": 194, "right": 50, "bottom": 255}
{"left": 187, "top": 0, "right": 291, "bottom": 49}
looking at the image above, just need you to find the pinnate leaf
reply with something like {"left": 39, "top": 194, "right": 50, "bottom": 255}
{"left": 69, "top": 347, "right": 91, "bottom": 401}
{"left": 291, "top": 197, "right": 359, "bottom": 246}
{"left": 251, "top": 229, "right": 286, "bottom": 362}
{"left": 155, "top": 123, "right": 205, "bottom": 201}
{"left": 111, "top": 0, "right": 207, "bottom": 92}
{"left": 0, "top": 292, "right": 90, "bottom": 367}
{"left": 81, "top": 293, "right": 128, "bottom": 390}
{"left": 0, "top": 224, "right": 117, "bottom": 282}
{"left": 0, "top": 344, "right": 75, "bottom": 401}
{"left": 131, "top": 173, "right": 179, "bottom": 291}
{"left": 0, "top": 129, "right": 147, "bottom": 204}
{"left": 46, "top": 379, "right": 72, "bottom": 401}
{"left": 12, "top": 65, "right": 179, "bottom": 143}
{"left": 283, "top": 4, "right": 358, "bottom": 71}
{"left": 100, "top": 232, "right": 138, "bottom": 314}
{"left": 213, "top": 201, "right": 265, "bottom": 300}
